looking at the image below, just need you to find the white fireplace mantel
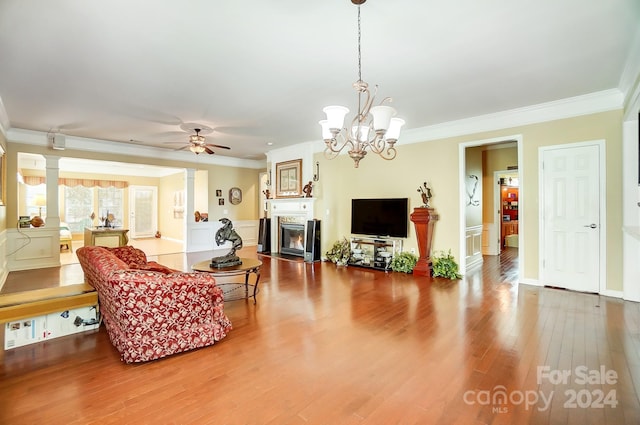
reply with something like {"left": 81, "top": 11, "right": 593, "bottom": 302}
{"left": 268, "top": 198, "right": 316, "bottom": 253}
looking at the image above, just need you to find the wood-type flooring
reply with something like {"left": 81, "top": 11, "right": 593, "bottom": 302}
{"left": 1, "top": 247, "right": 639, "bottom": 424}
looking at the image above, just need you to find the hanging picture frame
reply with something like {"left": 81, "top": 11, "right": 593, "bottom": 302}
{"left": 275, "top": 159, "right": 302, "bottom": 198}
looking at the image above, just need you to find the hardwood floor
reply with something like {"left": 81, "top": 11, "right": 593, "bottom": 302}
{"left": 1, "top": 247, "right": 639, "bottom": 424}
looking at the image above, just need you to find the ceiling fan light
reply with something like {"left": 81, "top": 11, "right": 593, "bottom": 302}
{"left": 190, "top": 145, "right": 205, "bottom": 154}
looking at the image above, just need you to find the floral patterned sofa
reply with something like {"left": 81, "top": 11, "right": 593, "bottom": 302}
{"left": 76, "top": 245, "right": 232, "bottom": 363}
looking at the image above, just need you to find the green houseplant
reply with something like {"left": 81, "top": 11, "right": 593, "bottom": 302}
{"left": 325, "top": 237, "right": 352, "bottom": 266}
{"left": 390, "top": 252, "right": 419, "bottom": 273}
{"left": 431, "top": 250, "right": 462, "bottom": 279}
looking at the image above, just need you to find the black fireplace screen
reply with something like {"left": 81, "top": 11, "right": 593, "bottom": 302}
{"left": 280, "top": 223, "right": 305, "bottom": 256}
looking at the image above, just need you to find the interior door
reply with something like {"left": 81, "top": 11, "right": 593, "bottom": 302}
{"left": 129, "top": 185, "right": 158, "bottom": 239}
{"left": 541, "top": 144, "right": 600, "bottom": 292}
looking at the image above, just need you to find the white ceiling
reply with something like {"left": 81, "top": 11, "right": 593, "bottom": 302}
{"left": 1, "top": 0, "right": 639, "bottom": 161}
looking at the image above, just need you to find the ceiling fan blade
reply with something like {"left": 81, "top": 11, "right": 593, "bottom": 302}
{"left": 204, "top": 147, "right": 215, "bottom": 155}
{"left": 175, "top": 145, "right": 190, "bottom": 151}
{"left": 205, "top": 143, "right": 231, "bottom": 150}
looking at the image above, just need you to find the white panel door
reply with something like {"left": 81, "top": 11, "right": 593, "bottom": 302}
{"left": 129, "top": 186, "right": 158, "bottom": 239}
{"left": 542, "top": 144, "right": 600, "bottom": 292}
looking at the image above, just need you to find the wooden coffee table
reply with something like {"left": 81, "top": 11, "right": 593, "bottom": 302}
{"left": 191, "top": 258, "right": 262, "bottom": 304}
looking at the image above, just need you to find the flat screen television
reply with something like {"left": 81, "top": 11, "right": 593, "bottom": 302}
{"left": 351, "top": 198, "right": 409, "bottom": 238}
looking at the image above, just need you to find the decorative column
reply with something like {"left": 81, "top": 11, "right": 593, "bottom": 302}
{"left": 410, "top": 207, "right": 439, "bottom": 276}
{"left": 43, "top": 155, "right": 61, "bottom": 229}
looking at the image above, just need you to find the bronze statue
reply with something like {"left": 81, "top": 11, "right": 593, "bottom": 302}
{"left": 417, "top": 182, "right": 433, "bottom": 208}
{"left": 210, "top": 218, "right": 243, "bottom": 268}
{"left": 303, "top": 181, "right": 313, "bottom": 198}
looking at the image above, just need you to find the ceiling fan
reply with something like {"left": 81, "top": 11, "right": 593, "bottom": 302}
{"left": 176, "top": 128, "right": 231, "bottom": 155}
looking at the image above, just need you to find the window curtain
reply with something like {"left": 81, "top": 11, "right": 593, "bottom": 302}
{"left": 23, "top": 176, "right": 128, "bottom": 188}
{"left": 59, "top": 178, "right": 128, "bottom": 188}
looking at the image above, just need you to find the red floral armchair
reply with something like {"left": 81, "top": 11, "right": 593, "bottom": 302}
{"left": 76, "top": 245, "right": 232, "bottom": 363}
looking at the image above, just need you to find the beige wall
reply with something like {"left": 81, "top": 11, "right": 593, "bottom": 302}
{"left": 465, "top": 146, "right": 483, "bottom": 227}
{"left": 158, "top": 172, "right": 186, "bottom": 240}
{"left": 207, "top": 165, "right": 261, "bottom": 223}
{"left": 316, "top": 109, "right": 623, "bottom": 291}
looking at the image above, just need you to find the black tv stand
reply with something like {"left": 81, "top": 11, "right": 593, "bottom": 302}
{"left": 348, "top": 236, "right": 403, "bottom": 271}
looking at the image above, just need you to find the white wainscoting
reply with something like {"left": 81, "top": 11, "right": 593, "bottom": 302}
{"left": 6, "top": 227, "right": 61, "bottom": 272}
{"left": 466, "top": 225, "right": 483, "bottom": 269}
{"left": 0, "top": 230, "right": 8, "bottom": 291}
{"left": 623, "top": 226, "right": 640, "bottom": 302}
{"left": 233, "top": 220, "right": 258, "bottom": 247}
{"left": 186, "top": 219, "right": 258, "bottom": 253}
{"left": 482, "top": 222, "right": 498, "bottom": 255}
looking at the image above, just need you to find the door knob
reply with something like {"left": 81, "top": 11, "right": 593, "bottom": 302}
{"left": 583, "top": 223, "right": 597, "bottom": 229}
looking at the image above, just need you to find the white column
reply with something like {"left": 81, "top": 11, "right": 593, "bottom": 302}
{"left": 43, "top": 155, "right": 60, "bottom": 229}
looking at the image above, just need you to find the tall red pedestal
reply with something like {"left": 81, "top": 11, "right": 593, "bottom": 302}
{"left": 410, "top": 207, "right": 439, "bottom": 277}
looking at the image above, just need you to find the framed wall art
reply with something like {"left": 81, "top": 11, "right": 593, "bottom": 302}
{"left": 229, "top": 187, "right": 242, "bottom": 205}
{"left": 275, "top": 159, "right": 302, "bottom": 198}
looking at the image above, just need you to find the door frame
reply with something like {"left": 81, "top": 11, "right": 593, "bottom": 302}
{"left": 458, "top": 134, "right": 524, "bottom": 279}
{"left": 538, "top": 140, "right": 606, "bottom": 293}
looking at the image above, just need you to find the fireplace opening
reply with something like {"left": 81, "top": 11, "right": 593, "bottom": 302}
{"left": 280, "top": 223, "right": 305, "bottom": 257}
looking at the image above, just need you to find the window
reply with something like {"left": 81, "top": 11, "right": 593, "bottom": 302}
{"left": 98, "top": 186, "right": 123, "bottom": 226}
{"left": 64, "top": 186, "right": 93, "bottom": 233}
{"left": 25, "top": 184, "right": 46, "bottom": 218}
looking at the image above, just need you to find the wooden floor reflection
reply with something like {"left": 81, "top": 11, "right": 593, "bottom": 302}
{"left": 1, "top": 247, "right": 639, "bottom": 424}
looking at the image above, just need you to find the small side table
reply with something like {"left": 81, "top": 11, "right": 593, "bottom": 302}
{"left": 192, "top": 258, "right": 262, "bottom": 304}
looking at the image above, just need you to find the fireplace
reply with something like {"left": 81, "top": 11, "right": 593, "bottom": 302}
{"left": 279, "top": 222, "right": 305, "bottom": 257}
{"left": 268, "top": 198, "right": 315, "bottom": 254}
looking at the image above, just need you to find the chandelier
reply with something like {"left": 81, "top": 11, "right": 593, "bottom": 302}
{"left": 319, "top": 0, "right": 404, "bottom": 168}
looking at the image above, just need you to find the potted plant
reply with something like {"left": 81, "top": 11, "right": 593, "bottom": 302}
{"left": 390, "top": 252, "right": 419, "bottom": 273}
{"left": 431, "top": 250, "right": 462, "bottom": 279}
{"left": 325, "top": 237, "right": 352, "bottom": 266}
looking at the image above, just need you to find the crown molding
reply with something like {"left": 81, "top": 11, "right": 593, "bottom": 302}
{"left": 6, "top": 128, "right": 266, "bottom": 169}
{"left": 399, "top": 89, "right": 624, "bottom": 145}
{"left": 308, "top": 89, "right": 625, "bottom": 154}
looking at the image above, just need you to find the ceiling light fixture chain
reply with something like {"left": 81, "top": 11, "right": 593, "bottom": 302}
{"left": 319, "top": 0, "right": 405, "bottom": 168}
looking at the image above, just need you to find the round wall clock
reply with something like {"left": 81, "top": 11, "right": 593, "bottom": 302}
{"left": 229, "top": 187, "right": 242, "bottom": 205}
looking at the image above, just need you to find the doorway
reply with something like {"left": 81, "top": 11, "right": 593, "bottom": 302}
{"left": 460, "top": 136, "right": 523, "bottom": 277}
{"left": 540, "top": 141, "right": 604, "bottom": 293}
{"left": 129, "top": 185, "right": 158, "bottom": 239}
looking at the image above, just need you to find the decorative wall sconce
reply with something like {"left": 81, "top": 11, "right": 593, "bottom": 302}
{"left": 313, "top": 161, "right": 320, "bottom": 182}
{"left": 265, "top": 170, "right": 272, "bottom": 187}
